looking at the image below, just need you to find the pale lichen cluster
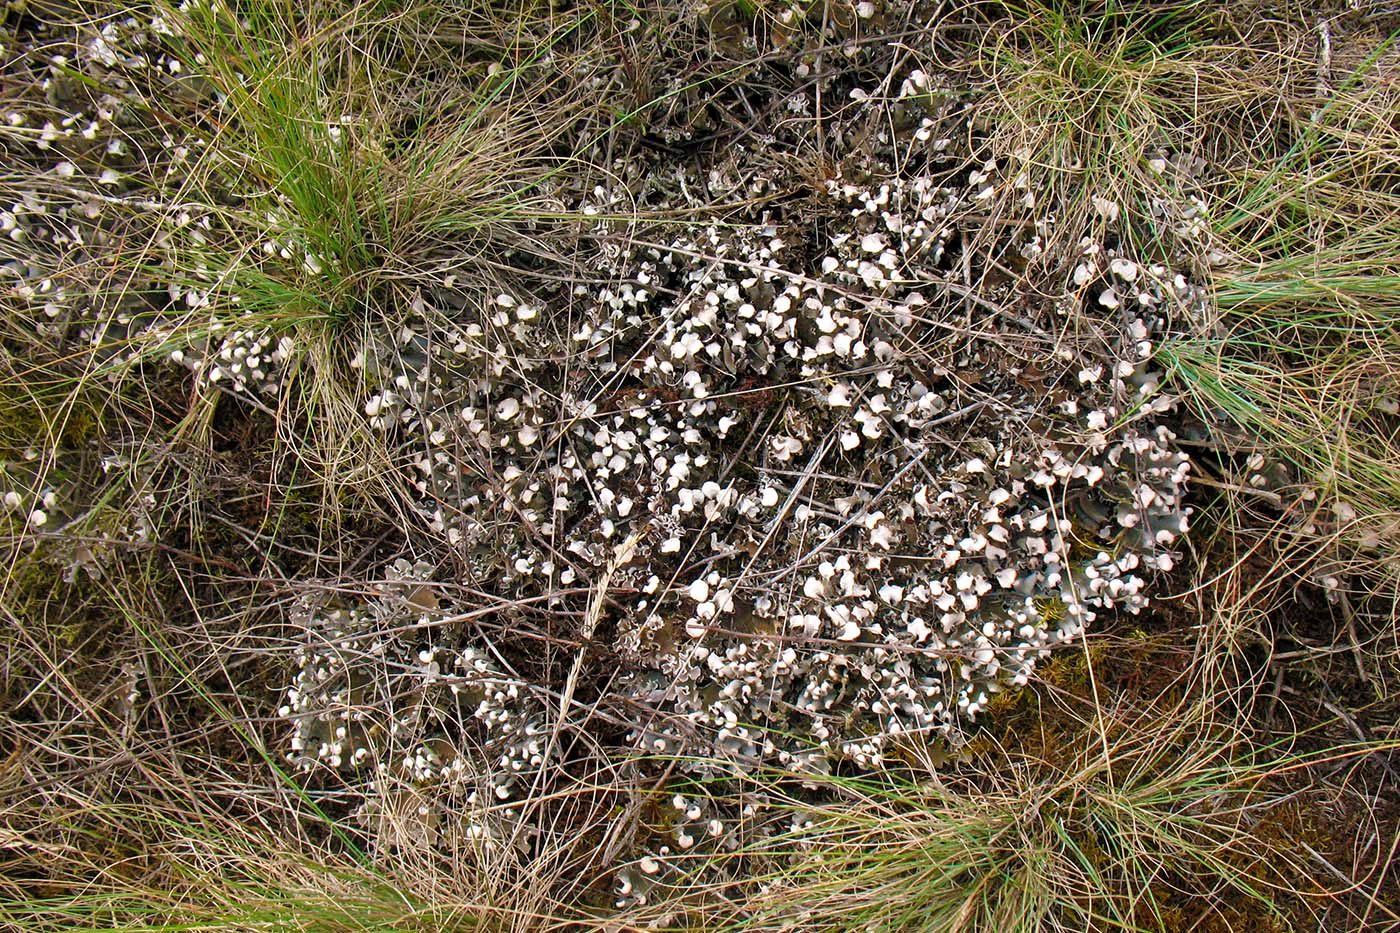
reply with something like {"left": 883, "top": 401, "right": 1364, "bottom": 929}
{"left": 280, "top": 560, "right": 552, "bottom": 804}
{"left": 5, "top": 3, "right": 1211, "bottom": 898}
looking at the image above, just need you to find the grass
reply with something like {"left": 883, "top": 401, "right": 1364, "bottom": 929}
{"left": 144, "top": 0, "right": 612, "bottom": 511}
{"left": 728, "top": 739, "right": 1293, "bottom": 932}
{"left": 1161, "top": 23, "right": 1400, "bottom": 620}
{"left": 613, "top": 647, "right": 1399, "bottom": 931}
{"left": 3, "top": 0, "right": 1399, "bottom": 930}
{"left": 964, "top": 1, "right": 1213, "bottom": 230}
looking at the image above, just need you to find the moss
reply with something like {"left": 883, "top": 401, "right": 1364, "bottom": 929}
{"left": 1037, "top": 642, "right": 1105, "bottom": 694}
{"left": 1034, "top": 594, "right": 1067, "bottom": 625}
{"left": 980, "top": 683, "right": 1023, "bottom": 721}
{"left": 0, "top": 380, "right": 103, "bottom": 454}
